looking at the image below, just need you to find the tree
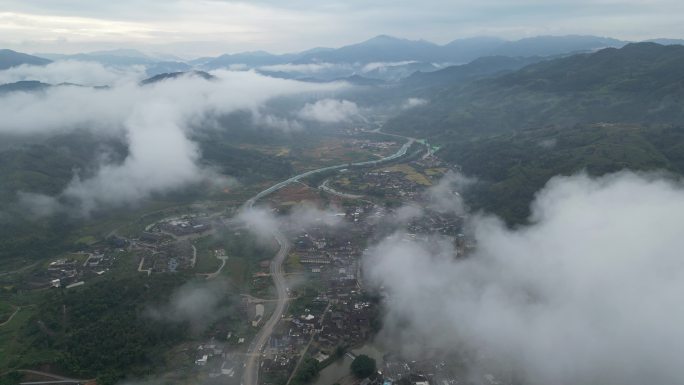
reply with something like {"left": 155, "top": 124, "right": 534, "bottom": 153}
{"left": 350, "top": 355, "right": 376, "bottom": 379}
{"left": 291, "top": 357, "right": 320, "bottom": 385}
{"left": 0, "top": 371, "right": 22, "bottom": 385}
{"left": 333, "top": 345, "right": 346, "bottom": 359}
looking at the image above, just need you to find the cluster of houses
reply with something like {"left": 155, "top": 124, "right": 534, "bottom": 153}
{"left": 335, "top": 168, "right": 424, "bottom": 200}
{"left": 37, "top": 250, "right": 119, "bottom": 289}
{"left": 193, "top": 339, "right": 241, "bottom": 380}
{"left": 295, "top": 231, "right": 361, "bottom": 283}
{"left": 135, "top": 237, "right": 195, "bottom": 274}
{"left": 159, "top": 217, "right": 213, "bottom": 237}
{"left": 354, "top": 139, "right": 398, "bottom": 152}
{"left": 405, "top": 211, "right": 463, "bottom": 237}
{"left": 315, "top": 296, "right": 375, "bottom": 353}
{"left": 185, "top": 148, "right": 472, "bottom": 383}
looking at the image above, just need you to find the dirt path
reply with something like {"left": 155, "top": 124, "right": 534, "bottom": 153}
{"left": 0, "top": 306, "right": 20, "bottom": 327}
{"left": 203, "top": 255, "right": 227, "bottom": 280}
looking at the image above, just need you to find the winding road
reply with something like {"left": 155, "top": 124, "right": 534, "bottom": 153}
{"left": 241, "top": 131, "right": 423, "bottom": 385}
{"left": 244, "top": 136, "right": 415, "bottom": 208}
{"left": 319, "top": 179, "right": 364, "bottom": 199}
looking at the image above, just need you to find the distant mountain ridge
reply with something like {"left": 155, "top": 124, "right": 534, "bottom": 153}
{"left": 0, "top": 49, "right": 51, "bottom": 70}
{"left": 8, "top": 35, "right": 679, "bottom": 72}
{"left": 38, "top": 49, "right": 190, "bottom": 76}
{"left": 402, "top": 55, "right": 548, "bottom": 90}
{"left": 197, "top": 35, "right": 628, "bottom": 70}
{"left": 140, "top": 70, "right": 215, "bottom": 85}
{"left": 0, "top": 80, "right": 50, "bottom": 93}
{"left": 2, "top": 35, "right": 681, "bottom": 85}
{"left": 38, "top": 51, "right": 152, "bottom": 66}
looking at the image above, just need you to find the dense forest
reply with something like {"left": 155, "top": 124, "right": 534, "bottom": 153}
{"left": 441, "top": 123, "right": 684, "bottom": 223}
{"left": 17, "top": 275, "right": 194, "bottom": 385}
{"left": 0, "top": 131, "right": 128, "bottom": 262}
{"left": 380, "top": 43, "right": 684, "bottom": 223}
{"left": 387, "top": 43, "right": 684, "bottom": 140}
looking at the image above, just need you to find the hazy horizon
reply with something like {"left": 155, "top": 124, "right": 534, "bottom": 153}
{"left": 2, "top": 0, "right": 684, "bottom": 57}
{"left": 5, "top": 33, "right": 684, "bottom": 62}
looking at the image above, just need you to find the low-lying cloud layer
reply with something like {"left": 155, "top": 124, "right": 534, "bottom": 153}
{"left": 362, "top": 61, "right": 417, "bottom": 73}
{"left": 259, "top": 62, "right": 341, "bottom": 74}
{"left": 297, "top": 98, "right": 360, "bottom": 123}
{"left": 236, "top": 203, "right": 344, "bottom": 240}
{"left": 365, "top": 171, "right": 684, "bottom": 385}
{"left": 145, "top": 279, "right": 230, "bottom": 334}
{"left": 373, "top": 171, "right": 473, "bottom": 230}
{"left": 401, "top": 97, "right": 428, "bottom": 109}
{"left": 424, "top": 170, "right": 474, "bottom": 215}
{"left": 0, "top": 60, "right": 145, "bottom": 86}
{"left": 1, "top": 65, "right": 348, "bottom": 215}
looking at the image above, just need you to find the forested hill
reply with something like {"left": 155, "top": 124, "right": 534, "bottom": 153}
{"left": 401, "top": 55, "right": 545, "bottom": 91}
{"left": 383, "top": 43, "right": 684, "bottom": 225}
{"left": 442, "top": 123, "right": 684, "bottom": 224}
{"left": 495, "top": 42, "right": 684, "bottom": 93}
{"left": 0, "top": 49, "right": 51, "bottom": 70}
{"left": 386, "top": 42, "right": 684, "bottom": 140}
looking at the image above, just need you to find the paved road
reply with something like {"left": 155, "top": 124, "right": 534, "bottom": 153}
{"left": 244, "top": 137, "right": 415, "bottom": 209}
{"left": 241, "top": 132, "right": 424, "bottom": 385}
{"left": 242, "top": 231, "right": 290, "bottom": 385}
{"left": 14, "top": 370, "right": 93, "bottom": 384}
{"left": 319, "top": 179, "right": 364, "bottom": 199}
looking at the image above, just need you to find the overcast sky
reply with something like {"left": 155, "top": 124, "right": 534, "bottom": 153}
{"left": 1, "top": 0, "right": 683, "bottom": 57}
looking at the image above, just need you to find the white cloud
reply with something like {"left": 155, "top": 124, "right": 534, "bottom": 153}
{"left": 59, "top": 101, "right": 210, "bottom": 215}
{"left": 145, "top": 279, "right": 230, "bottom": 334}
{"left": 235, "top": 207, "right": 282, "bottom": 242}
{"left": 392, "top": 204, "right": 424, "bottom": 223}
{"left": 236, "top": 204, "right": 344, "bottom": 243}
{"left": 370, "top": 172, "right": 473, "bottom": 231}
{"left": 259, "top": 62, "right": 340, "bottom": 73}
{"left": 362, "top": 61, "right": 416, "bottom": 73}
{"left": 253, "top": 112, "right": 304, "bottom": 131}
{"left": 297, "top": 98, "right": 360, "bottom": 123}
{"left": 2, "top": 69, "right": 347, "bottom": 215}
{"left": 17, "top": 191, "right": 64, "bottom": 218}
{"left": 285, "top": 203, "right": 345, "bottom": 230}
{"left": 227, "top": 63, "right": 249, "bottom": 71}
{"left": 538, "top": 138, "right": 557, "bottom": 149}
{"left": 0, "top": 60, "right": 145, "bottom": 86}
{"left": 401, "top": 97, "right": 428, "bottom": 109}
{"left": 424, "top": 170, "right": 475, "bottom": 214}
{"left": 365, "top": 171, "right": 684, "bottom": 385}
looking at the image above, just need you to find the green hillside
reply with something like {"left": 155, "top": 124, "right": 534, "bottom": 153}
{"left": 387, "top": 43, "right": 684, "bottom": 140}
{"left": 442, "top": 123, "right": 684, "bottom": 224}
{"left": 383, "top": 43, "right": 684, "bottom": 223}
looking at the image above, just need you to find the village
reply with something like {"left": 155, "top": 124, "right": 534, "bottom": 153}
{"left": 190, "top": 149, "right": 474, "bottom": 385}
{"left": 21, "top": 137, "right": 476, "bottom": 385}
